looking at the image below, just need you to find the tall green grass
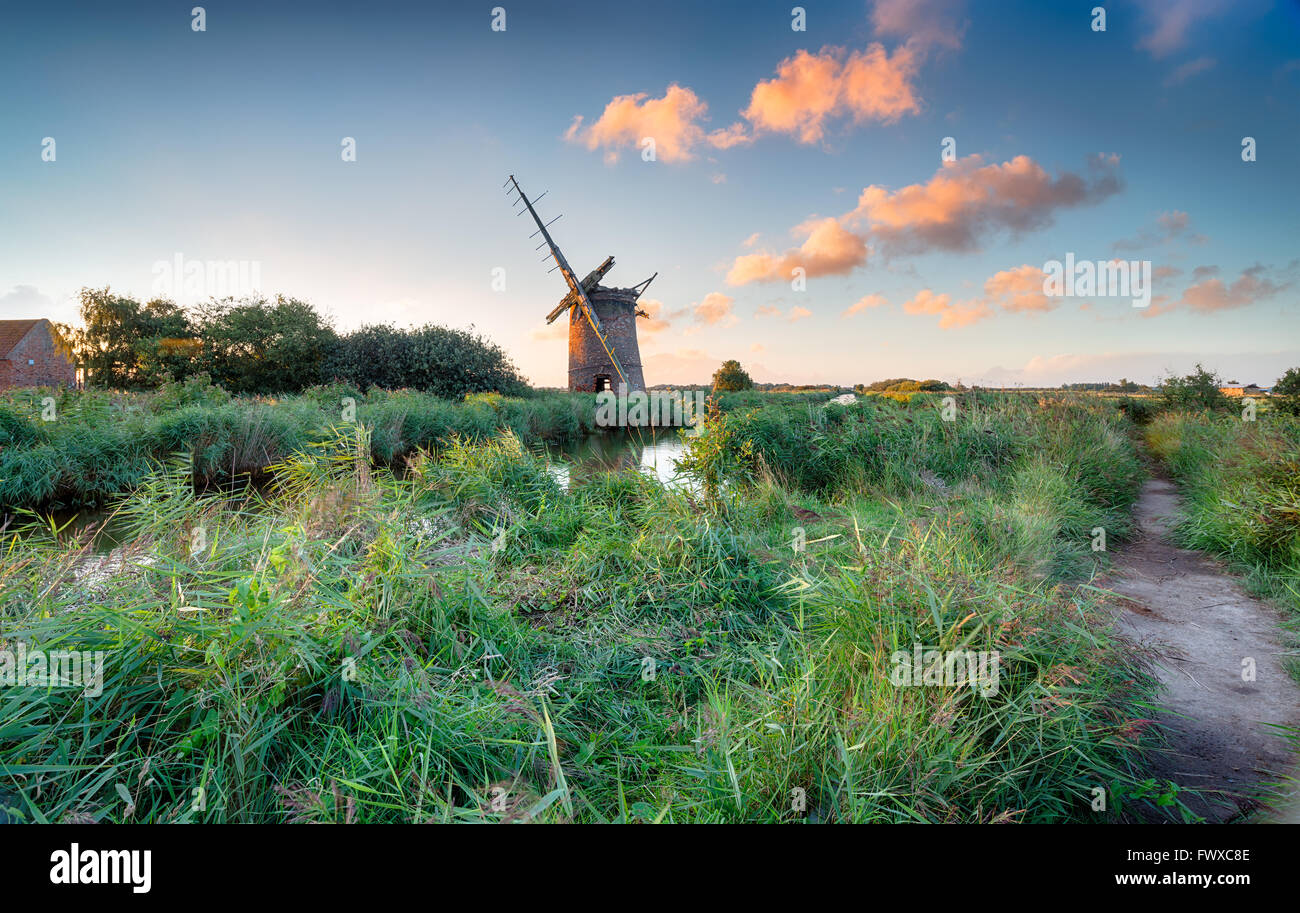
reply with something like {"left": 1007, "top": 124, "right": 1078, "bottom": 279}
{"left": 1146, "top": 410, "right": 1300, "bottom": 617}
{"left": 1, "top": 399, "right": 1180, "bottom": 822}
{"left": 0, "top": 385, "right": 597, "bottom": 511}
{"left": 683, "top": 392, "right": 1143, "bottom": 578}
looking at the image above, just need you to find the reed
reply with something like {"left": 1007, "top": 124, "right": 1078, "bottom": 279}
{"left": 0, "top": 396, "right": 1185, "bottom": 822}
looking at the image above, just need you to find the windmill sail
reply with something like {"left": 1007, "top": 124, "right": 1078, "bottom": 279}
{"left": 546, "top": 255, "right": 615, "bottom": 324}
{"left": 507, "top": 175, "right": 630, "bottom": 391}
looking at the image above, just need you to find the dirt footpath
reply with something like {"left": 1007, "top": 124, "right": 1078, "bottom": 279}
{"left": 1104, "top": 476, "right": 1300, "bottom": 822}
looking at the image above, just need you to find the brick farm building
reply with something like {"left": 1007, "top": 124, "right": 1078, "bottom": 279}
{"left": 0, "top": 319, "right": 77, "bottom": 390}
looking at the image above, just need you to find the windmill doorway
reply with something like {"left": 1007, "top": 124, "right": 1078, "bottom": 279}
{"left": 594, "top": 374, "right": 612, "bottom": 392}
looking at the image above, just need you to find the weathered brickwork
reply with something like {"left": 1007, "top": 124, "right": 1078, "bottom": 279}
{"left": 567, "top": 286, "right": 647, "bottom": 393}
{"left": 0, "top": 319, "right": 77, "bottom": 389}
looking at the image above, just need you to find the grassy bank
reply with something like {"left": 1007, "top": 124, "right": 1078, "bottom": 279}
{"left": 0, "top": 382, "right": 598, "bottom": 512}
{"left": 682, "top": 392, "right": 1143, "bottom": 579}
{"left": 1, "top": 395, "right": 1182, "bottom": 822}
{"left": 1146, "top": 410, "right": 1300, "bottom": 619}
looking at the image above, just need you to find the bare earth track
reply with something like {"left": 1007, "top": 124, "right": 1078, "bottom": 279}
{"left": 1104, "top": 476, "right": 1300, "bottom": 822}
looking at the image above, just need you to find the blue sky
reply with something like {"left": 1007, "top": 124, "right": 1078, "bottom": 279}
{"left": 1, "top": 0, "right": 1297, "bottom": 387}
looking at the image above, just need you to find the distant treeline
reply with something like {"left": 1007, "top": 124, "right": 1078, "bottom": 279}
{"left": 647, "top": 378, "right": 955, "bottom": 394}
{"left": 1062, "top": 380, "right": 1145, "bottom": 392}
{"left": 60, "top": 288, "right": 527, "bottom": 396}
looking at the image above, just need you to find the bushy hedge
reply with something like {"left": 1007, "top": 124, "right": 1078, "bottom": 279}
{"left": 323, "top": 324, "right": 527, "bottom": 398}
{"left": 64, "top": 289, "right": 527, "bottom": 396}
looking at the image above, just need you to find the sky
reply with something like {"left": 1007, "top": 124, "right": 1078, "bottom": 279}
{"left": 1, "top": 0, "right": 1298, "bottom": 388}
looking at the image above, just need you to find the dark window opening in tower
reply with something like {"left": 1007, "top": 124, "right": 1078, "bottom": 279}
{"left": 594, "top": 374, "right": 611, "bottom": 392}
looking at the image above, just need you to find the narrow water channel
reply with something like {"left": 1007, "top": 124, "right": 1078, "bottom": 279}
{"left": 22, "top": 429, "right": 693, "bottom": 552}
{"left": 541, "top": 427, "right": 689, "bottom": 490}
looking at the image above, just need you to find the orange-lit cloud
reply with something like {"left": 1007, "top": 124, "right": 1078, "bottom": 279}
{"left": 899, "top": 264, "right": 1058, "bottom": 330}
{"left": 983, "top": 264, "right": 1054, "bottom": 313}
{"left": 642, "top": 348, "right": 768, "bottom": 385}
{"left": 742, "top": 44, "right": 921, "bottom": 144}
{"left": 727, "top": 154, "right": 1121, "bottom": 285}
{"left": 903, "top": 288, "right": 991, "bottom": 329}
{"left": 637, "top": 298, "right": 673, "bottom": 333}
{"left": 1179, "top": 264, "right": 1290, "bottom": 313}
{"left": 848, "top": 153, "right": 1123, "bottom": 255}
{"left": 726, "top": 217, "right": 869, "bottom": 284}
{"left": 1137, "top": 0, "right": 1234, "bottom": 58}
{"left": 564, "top": 84, "right": 714, "bottom": 163}
{"left": 693, "top": 291, "right": 738, "bottom": 326}
{"left": 842, "top": 293, "right": 888, "bottom": 317}
{"left": 902, "top": 288, "right": 948, "bottom": 314}
{"left": 787, "top": 306, "right": 813, "bottom": 322}
{"left": 707, "top": 122, "right": 752, "bottom": 149}
{"left": 1139, "top": 263, "right": 1292, "bottom": 318}
{"left": 531, "top": 322, "right": 568, "bottom": 341}
{"left": 569, "top": 34, "right": 929, "bottom": 163}
{"left": 1113, "top": 209, "right": 1205, "bottom": 251}
{"left": 871, "top": 0, "right": 967, "bottom": 51}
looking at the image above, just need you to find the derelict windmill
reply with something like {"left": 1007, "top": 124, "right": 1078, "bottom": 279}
{"left": 505, "top": 175, "right": 656, "bottom": 393}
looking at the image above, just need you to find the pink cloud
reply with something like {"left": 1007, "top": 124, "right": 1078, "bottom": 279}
{"left": 983, "top": 264, "right": 1055, "bottom": 313}
{"left": 900, "top": 262, "right": 1059, "bottom": 330}
{"left": 742, "top": 44, "right": 921, "bottom": 144}
{"left": 637, "top": 298, "right": 673, "bottom": 334}
{"left": 728, "top": 154, "right": 1122, "bottom": 286}
{"left": 870, "top": 0, "right": 967, "bottom": 51}
{"left": 1139, "top": 263, "right": 1293, "bottom": 318}
{"left": 842, "top": 293, "right": 888, "bottom": 317}
{"left": 1137, "top": 0, "right": 1235, "bottom": 58}
{"left": 642, "top": 348, "right": 768, "bottom": 385}
{"left": 1113, "top": 209, "right": 1203, "bottom": 251}
{"left": 565, "top": 84, "right": 713, "bottom": 163}
{"left": 1180, "top": 266, "right": 1288, "bottom": 313}
{"left": 707, "top": 122, "right": 752, "bottom": 149}
{"left": 693, "top": 291, "right": 738, "bottom": 326}
{"left": 726, "top": 217, "right": 869, "bottom": 285}
{"left": 903, "top": 289, "right": 950, "bottom": 314}
{"left": 848, "top": 153, "right": 1123, "bottom": 255}
{"left": 531, "top": 322, "right": 568, "bottom": 342}
{"left": 903, "top": 289, "right": 992, "bottom": 329}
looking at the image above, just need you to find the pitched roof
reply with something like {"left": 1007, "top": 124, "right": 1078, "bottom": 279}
{"left": 0, "top": 319, "right": 44, "bottom": 359}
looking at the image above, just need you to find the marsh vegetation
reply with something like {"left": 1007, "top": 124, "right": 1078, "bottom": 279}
{"left": 3, "top": 390, "right": 1215, "bottom": 822}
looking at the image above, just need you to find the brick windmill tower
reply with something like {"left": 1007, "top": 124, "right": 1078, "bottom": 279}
{"left": 507, "top": 175, "right": 656, "bottom": 393}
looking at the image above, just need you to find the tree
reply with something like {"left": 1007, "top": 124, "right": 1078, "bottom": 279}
{"left": 59, "top": 289, "right": 529, "bottom": 396}
{"left": 1157, "top": 363, "right": 1230, "bottom": 412}
{"left": 63, "top": 287, "right": 196, "bottom": 388}
{"left": 323, "top": 323, "right": 526, "bottom": 397}
{"left": 711, "top": 359, "right": 754, "bottom": 392}
{"left": 1273, "top": 367, "right": 1300, "bottom": 416}
{"left": 193, "top": 296, "right": 337, "bottom": 394}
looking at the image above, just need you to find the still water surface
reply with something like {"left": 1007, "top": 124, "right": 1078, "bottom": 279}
{"left": 38, "top": 430, "right": 692, "bottom": 553}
